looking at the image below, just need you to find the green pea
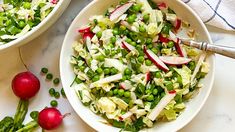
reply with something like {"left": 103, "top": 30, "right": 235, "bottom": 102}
{"left": 139, "top": 26, "right": 146, "bottom": 32}
{"left": 97, "top": 55, "right": 105, "bottom": 61}
{"left": 152, "top": 88, "right": 158, "bottom": 95}
{"left": 104, "top": 68, "right": 110, "bottom": 75}
{"left": 113, "top": 29, "right": 119, "bottom": 35}
{"left": 49, "top": 88, "right": 55, "bottom": 96}
{"left": 124, "top": 68, "right": 132, "bottom": 75}
{"left": 96, "top": 31, "right": 102, "bottom": 38}
{"left": 41, "top": 67, "right": 48, "bottom": 74}
{"left": 125, "top": 38, "right": 132, "bottom": 43}
{"left": 93, "top": 19, "right": 98, "bottom": 24}
{"left": 18, "top": 20, "right": 26, "bottom": 28}
{"left": 151, "top": 48, "right": 159, "bottom": 54}
{"left": 121, "top": 76, "right": 127, "bottom": 81}
{"left": 147, "top": 44, "right": 153, "bottom": 49}
{"left": 125, "top": 75, "right": 131, "bottom": 80}
{"left": 92, "top": 75, "right": 100, "bottom": 82}
{"left": 61, "top": 88, "right": 66, "bottom": 97}
{"left": 105, "top": 49, "right": 110, "bottom": 55}
{"left": 50, "top": 100, "right": 58, "bottom": 107}
{"left": 130, "top": 41, "right": 136, "bottom": 47}
{"left": 143, "top": 14, "right": 150, "bottom": 22}
{"left": 168, "top": 41, "right": 175, "bottom": 48}
{"left": 146, "top": 94, "right": 154, "bottom": 101}
{"left": 111, "top": 37, "right": 116, "bottom": 44}
{"left": 137, "top": 56, "right": 145, "bottom": 63}
{"left": 46, "top": 73, "right": 53, "bottom": 80}
{"left": 165, "top": 81, "right": 174, "bottom": 91}
{"left": 113, "top": 89, "right": 118, "bottom": 95}
{"left": 155, "top": 71, "right": 162, "bottom": 78}
{"left": 108, "top": 43, "right": 114, "bottom": 48}
{"left": 107, "top": 91, "right": 113, "bottom": 96}
{"left": 54, "top": 92, "right": 60, "bottom": 99}
{"left": 111, "top": 50, "right": 117, "bottom": 56}
{"left": 79, "top": 65, "right": 85, "bottom": 72}
{"left": 118, "top": 89, "right": 124, "bottom": 96}
{"left": 123, "top": 29, "right": 129, "bottom": 35}
{"left": 132, "top": 4, "right": 142, "bottom": 12}
{"left": 145, "top": 59, "right": 152, "bottom": 66}
{"left": 96, "top": 68, "right": 103, "bottom": 74}
{"left": 124, "top": 91, "right": 131, "bottom": 97}
{"left": 53, "top": 78, "right": 60, "bottom": 85}
{"left": 111, "top": 68, "right": 118, "bottom": 75}
{"left": 145, "top": 89, "right": 152, "bottom": 94}
{"left": 30, "top": 111, "right": 39, "bottom": 120}
{"left": 75, "top": 77, "right": 83, "bottom": 84}
{"left": 120, "top": 25, "right": 126, "bottom": 31}
{"left": 23, "top": 2, "right": 31, "bottom": 9}
{"left": 146, "top": 38, "right": 152, "bottom": 45}
{"left": 127, "top": 15, "right": 136, "bottom": 24}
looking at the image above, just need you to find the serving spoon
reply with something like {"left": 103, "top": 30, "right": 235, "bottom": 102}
{"left": 180, "top": 38, "right": 235, "bottom": 59}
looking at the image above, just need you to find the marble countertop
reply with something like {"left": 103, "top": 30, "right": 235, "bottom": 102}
{"left": 1, "top": 0, "right": 235, "bottom": 132}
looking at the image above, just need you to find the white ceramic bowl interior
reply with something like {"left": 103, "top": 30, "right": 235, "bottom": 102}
{"left": 0, "top": 0, "right": 71, "bottom": 51}
{"left": 60, "top": 0, "right": 215, "bottom": 131}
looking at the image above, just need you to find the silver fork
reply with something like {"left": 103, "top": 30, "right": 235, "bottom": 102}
{"left": 180, "top": 39, "right": 235, "bottom": 59}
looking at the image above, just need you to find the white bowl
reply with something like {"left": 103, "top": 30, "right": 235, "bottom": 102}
{"left": 60, "top": 0, "right": 215, "bottom": 131}
{"left": 0, "top": 0, "right": 71, "bottom": 51}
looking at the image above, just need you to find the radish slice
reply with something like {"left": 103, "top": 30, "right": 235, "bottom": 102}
{"left": 122, "top": 41, "right": 136, "bottom": 52}
{"left": 159, "top": 34, "right": 170, "bottom": 43}
{"left": 110, "top": 2, "right": 134, "bottom": 21}
{"left": 173, "top": 18, "right": 182, "bottom": 32}
{"left": 120, "top": 21, "right": 138, "bottom": 32}
{"left": 144, "top": 46, "right": 169, "bottom": 72}
{"left": 78, "top": 26, "right": 91, "bottom": 33}
{"left": 191, "top": 52, "right": 207, "bottom": 82}
{"left": 159, "top": 56, "right": 191, "bottom": 65}
{"left": 145, "top": 72, "right": 151, "bottom": 82}
{"left": 90, "top": 74, "right": 122, "bottom": 88}
{"left": 120, "top": 111, "right": 133, "bottom": 120}
{"left": 147, "top": 92, "right": 176, "bottom": 121}
{"left": 157, "top": 2, "right": 168, "bottom": 10}
{"left": 83, "top": 32, "right": 94, "bottom": 40}
{"left": 104, "top": 58, "right": 126, "bottom": 72}
{"left": 174, "top": 38, "right": 186, "bottom": 57}
{"left": 50, "top": 0, "right": 58, "bottom": 4}
{"left": 120, "top": 81, "right": 132, "bottom": 90}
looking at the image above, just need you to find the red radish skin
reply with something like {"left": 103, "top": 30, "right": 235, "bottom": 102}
{"left": 169, "top": 90, "right": 176, "bottom": 94}
{"left": 159, "top": 34, "right": 170, "bottom": 43}
{"left": 144, "top": 46, "right": 169, "bottom": 72}
{"left": 38, "top": 108, "right": 63, "bottom": 130}
{"left": 83, "top": 32, "right": 94, "bottom": 40}
{"left": 121, "top": 41, "right": 136, "bottom": 52}
{"left": 12, "top": 72, "right": 40, "bottom": 100}
{"left": 174, "top": 19, "right": 182, "bottom": 32}
{"left": 159, "top": 56, "right": 191, "bottom": 65}
{"left": 50, "top": 0, "right": 58, "bottom": 4}
{"left": 109, "top": 2, "right": 134, "bottom": 21}
{"left": 145, "top": 72, "right": 151, "bottom": 82}
{"left": 157, "top": 2, "right": 167, "bottom": 10}
{"left": 174, "top": 38, "right": 186, "bottom": 57}
{"left": 78, "top": 26, "right": 91, "bottom": 33}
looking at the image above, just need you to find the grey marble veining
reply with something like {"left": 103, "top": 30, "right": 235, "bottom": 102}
{"left": 0, "top": 0, "right": 235, "bottom": 132}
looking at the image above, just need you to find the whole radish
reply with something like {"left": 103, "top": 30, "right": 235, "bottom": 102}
{"left": 12, "top": 71, "right": 40, "bottom": 100}
{"left": 38, "top": 107, "right": 66, "bottom": 130}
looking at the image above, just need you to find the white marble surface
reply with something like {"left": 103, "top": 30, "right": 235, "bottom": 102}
{"left": 0, "top": 0, "right": 235, "bottom": 132}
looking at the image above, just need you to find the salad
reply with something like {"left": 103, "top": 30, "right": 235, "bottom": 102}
{"left": 0, "top": 0, "right": 59, "bottom": 45}
{"left": 70, "top": 0, "right": 210, "bottom": 131}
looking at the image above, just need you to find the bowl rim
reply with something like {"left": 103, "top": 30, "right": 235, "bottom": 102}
{"left": 0, "top": 0, "right": 70, "bottom": 51}
{"left": 60, "top": 0, "right": 215, "bottom": 131}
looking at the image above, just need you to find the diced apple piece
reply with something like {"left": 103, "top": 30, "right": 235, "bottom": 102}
{"left": 109, "top": 2, "right": 134, "bottom": 21}
{"left": 159, "top": 56, "right": 191, "bottom": 65}
{"left": 147, "top": 92, "right": 176, "bottom": 121}
{"left": 144, "top": 46, "right": 169, "bottom": 72}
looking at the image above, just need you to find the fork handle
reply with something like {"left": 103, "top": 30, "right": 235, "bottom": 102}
{"left": 183, "top": 40, "right": 235, "bottom": 59}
